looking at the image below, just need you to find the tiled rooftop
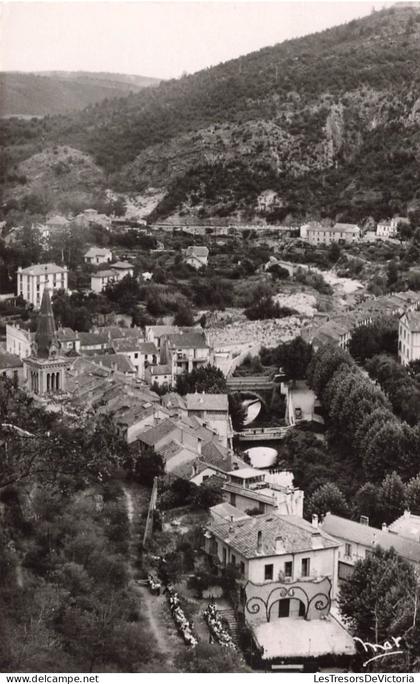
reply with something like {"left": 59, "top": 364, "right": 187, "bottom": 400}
{"left": 85, "top": 247, "right": 111, "bottom": 257}
{"left": 89, "top": 353, "right": 135, "bottom": 374}
{"left": 78, "top": 332, "right": 108, "bottom": 346}
{"left": 19, "top": 262, "right": 67, "bottom": 275}
{"left": 322, "top": 513, "right": 420, "bottom": 564}
{"left": 112, "top": 338, "right": 145, "bottom": 353}
{"left": 186, "top": 392, "right": 228, "bottom": 412}
{"left": 166, "top": 332, "right": 209, "bottom": 349}
{"left": 208, "top": 512, "right": 339, "bottom": 559}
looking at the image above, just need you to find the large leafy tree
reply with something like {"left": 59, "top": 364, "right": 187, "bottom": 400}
{"left": 405, "top": 475, "right": 420, "bottom": 515}
{"left": 379, "top": 472, "right": 406, "bottom": 524}
{"left": 308, "top": 344, "right": 355, "bottom": 400}
{"left": 349, "top": 319, "right": 398, "bottom": 364}
{"left": 353, "top": 482, "right": 382, "bottom": 527}
{"left": 339, "top": 547, "right": 417, "bottom": 648}
{"left": 126, "top": 444, "right": 164, "bottom": 487}
{"left": 0, "top": 381, "right": 128, "bottom": 491}
{"left": 306, "top": 482, "right": 348, "bottom": 519}
{"left": 175, "top": 364, "right": 227, "bottom": 395}
{"left": 280, "top": 337, "right": 313, "bottom": 383}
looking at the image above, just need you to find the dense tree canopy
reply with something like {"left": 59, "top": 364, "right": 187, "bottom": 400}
{"left": 339, "top": 547, "right": 419, "bottom": 670}
{"left": 175, "top": 364, "right": 227, "bottom": 395}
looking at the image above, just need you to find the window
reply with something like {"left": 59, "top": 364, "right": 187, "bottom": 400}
{"left": 264, "top": 564, "right": 273, "bottom": 581}
{"left": 301, "top": 558, "right": 310, "bottom": 577}
{"left": 222, "top": 548, "right": 227, "bottom": 566}
{"left": 240, "top": 562, "right": 245, "bottom": 576}
{"left": 345, "top": 543, "right": 352, "bottom": 557}
{"left": 284, "top": 561, "right": 293, "bottom": 578}
{"left": 134, "top": 353, "right": 138, "bottom": 359}
{"left": 230, "top": 493, "right": 236, "bottom": 507}
{"left": 231, "top": 554, "right": 236, "bottom": 566}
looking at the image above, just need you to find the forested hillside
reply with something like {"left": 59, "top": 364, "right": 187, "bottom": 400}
{"left": 0, "top": 71, "right": 160, "bottom": 117}
{"left": 2, "top": 5, "right": 420, "bottom": 221}
{"left": 0, "top": 379, "right": 158, "bottom": 671}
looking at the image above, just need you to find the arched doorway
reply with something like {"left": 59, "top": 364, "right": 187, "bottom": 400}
{"left": 270, "top": 597, "right": 306, "bottom": 620}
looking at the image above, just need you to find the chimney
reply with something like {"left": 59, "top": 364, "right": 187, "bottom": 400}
{"left": 404, "top": 509, "right": 411, "bottom": 520}
{"left": 312, "top": 531, "right": 324, "bottom": 550}
{"left": 382, "top": 523, "right": 388, "bottom": 532}
{"left": 257, "top": 530, "right": 263, "bottom": 553}
{"left": 312, "top": 513, "right": 319, "bottom": 528}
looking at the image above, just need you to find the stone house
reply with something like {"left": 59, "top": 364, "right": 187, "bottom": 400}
{"left": 184, "top": 245, "right": 209, "bottom": 269}
{"left": 84, "top": 247, "right": 113, "bottom": 265}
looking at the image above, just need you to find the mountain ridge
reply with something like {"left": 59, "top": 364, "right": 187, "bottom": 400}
{"left": 0, "top": 70, "right": 160, "bottom": 117}
{"left": 2, "top": 4, "right": 420, "bottom": 222}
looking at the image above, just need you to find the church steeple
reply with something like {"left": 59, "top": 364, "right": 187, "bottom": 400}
{"left": 34, "top": 287, "right": 59, "bottom": 359}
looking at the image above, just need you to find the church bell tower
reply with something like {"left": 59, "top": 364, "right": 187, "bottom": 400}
{"left": 24, "top": 288, "right": 67, "bottom": 395}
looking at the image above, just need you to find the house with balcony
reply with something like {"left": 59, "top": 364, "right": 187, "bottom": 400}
{"left": 160, "top": 331, "right": 213, "bottom": 379}
{"left": 204, "top": 511, "right": 354, "bottom": 669}
{"left": 222, "top": 467, "right": 304, "bottom": 517}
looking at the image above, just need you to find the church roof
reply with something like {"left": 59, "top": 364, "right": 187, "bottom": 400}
{"left": 34, "top": 288, "right": 59, "bottom": 359}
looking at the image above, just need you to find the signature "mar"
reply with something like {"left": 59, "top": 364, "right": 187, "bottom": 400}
{"left": 354, "top": 636, "right": 404, "bottom": 667}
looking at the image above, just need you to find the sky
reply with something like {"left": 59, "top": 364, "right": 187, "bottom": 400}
{"left": 0, "top": 1, "right": 395, "bottom": 79}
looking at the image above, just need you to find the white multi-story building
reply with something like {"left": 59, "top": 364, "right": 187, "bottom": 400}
{"left": 17, "top": 263, "right": 68, "bottom": 308}
{"left": 377, "top": 216, "right": 410, "bottom": 239}
{"left": 206, "top": 510, "right": 341, "bottom": 594}
{"left": 399, "top": 311, "right": 420, "bottom": 365}
{"left": 304, "top": 223, "right": 360, "bottom": 245}
{"left": 204, "top": 511, "right": 355, "bottom": 669}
